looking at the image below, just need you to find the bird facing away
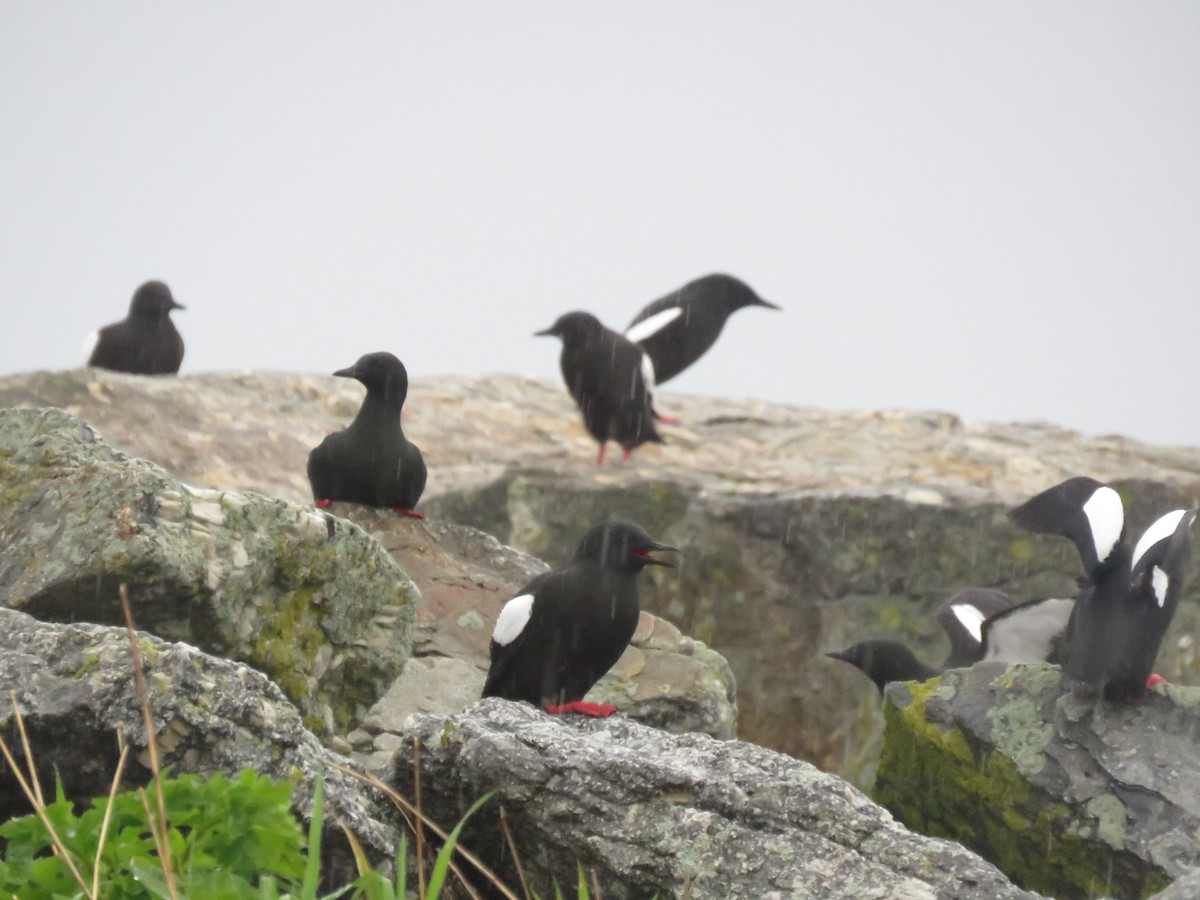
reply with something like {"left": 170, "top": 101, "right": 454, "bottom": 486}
{"left": 306, "top": 352, "right": 427, "bottom": 517}
{"left": 482, "top": 521, "right": 678, "bottom": 716}
{"left": 536, "top": 311, "right": 664, "bottom": 465}
{"left": 625, "top": 273, "right": 780, "bottom": 389}
{"left": 85, "top": 280, "right": 185, "bottom": 375}
{"left": 1010, "top": 476, "right": 1196, "bottom": 702}
{"left": 827, "top": 587, "right": 1019, "bottom": 693}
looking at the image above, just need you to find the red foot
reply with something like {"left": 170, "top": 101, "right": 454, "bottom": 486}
{"left": 621, "top": 448, "right": 632, "bottom": 462}
{"left": 596, "top": 444, "right": 607, "bottom": 466}
{"left": 315, "top": 499, "right": 332, "bottom": 509}
{"left": 544, "top": 701, "right": 617, "bottom": 718}
{"left": 392, "top": 507, "right": 425, "bottom": 519}
{"left": 656, "top": 414, "right": 680, "bottom": 425}
{"left": 1147, "top": 674, "right": 1169, "bottom": 689}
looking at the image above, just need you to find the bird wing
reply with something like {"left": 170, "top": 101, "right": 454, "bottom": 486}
{"left": 626, "top": 290, "right": 683, "bottom": 330}
{"left": 980, "top": 596, "right": 1076, "bottom": 664}
{"left": 1009, "top": 477, "right": 1125, "bottom": 580}
{"left": 936, "top": 588, "right": 1016, "bottom": 667}
{"left": 482, "top": 572, "right": 555, "bottom": 699}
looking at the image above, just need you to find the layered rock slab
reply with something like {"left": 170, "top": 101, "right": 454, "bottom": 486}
{"left": 391, "top": 699, "right": 1044, "bottom": 900}
{"left": 876, "top": 662, "right": 1200, "bottom": 899}
{"left": 0, "top": 407, "right": 416, "bottom": 733}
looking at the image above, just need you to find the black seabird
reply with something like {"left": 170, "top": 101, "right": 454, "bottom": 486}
{"left": 482, "top": 521, "right": 678, "bottom": 716}
{"left": 1011, "top": 476, "right": 1196, "bottom": 701}
{"left": 827, "top": 587, "right": 1017, "bottom": 693}
{"left": 306, "top": 352, "right": 427, "bottom": 518}
{"left": 625, "top": 273, "right": 779, "bottom": 393}
{"left": 85, "top": 280, "right": 185, "bottom": 375}
{"left": 536, "top": 311, "right": 664, "bottom": 465}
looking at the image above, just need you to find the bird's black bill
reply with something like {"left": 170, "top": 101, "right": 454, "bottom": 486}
{"left": 634, "top": 543, "right": 678, "bottom": 567}
{"left": 533, "top": 326, "right": 557, "bottom": 337}
{"left": 171, "top": 301, "right": 187, "bottom": 311}
{"left": 825, "top": 649, "right": 850, "bottom": 662}
{"left": 332, "top": 366, "right": 356, "bottom": 378}
{"left": 756, "top": 298, "right": 781, "bottom": 310}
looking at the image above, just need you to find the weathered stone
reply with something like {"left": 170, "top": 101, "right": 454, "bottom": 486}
{"left": 875, "top": 662, "right": 1200, "bottom": 899}
{"left": 0, "top": 407, "right": 416, "bottom": 734}
{"left": 0, "top": 608, "right": 396, "bottom": 882}
{"left": 390, "top": 699, "right": 1044, "bottom": 900}
{"left": 4, "top": 370, "right": 1200, "bottom": 786}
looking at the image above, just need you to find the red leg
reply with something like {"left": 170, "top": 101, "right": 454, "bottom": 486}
{"left": 621, "top": 448, "right": 632, "bottom": 462}
{"left": 544, "top": 701, "right": 617, "bottom": 718}
{"left": 391, "top": 507, "right": 426, "bottom": 519}
{"left": 315, "top": 499, "right": 332, "bottom": 509}
{"left": 596, "top": 444, "right": 607, "bottom": 466}
{"left": 656, "top": 413, "right": 680, "bottom": 425}
{"left": 1147, "top": 673, "right": 1169, "bottom": 689}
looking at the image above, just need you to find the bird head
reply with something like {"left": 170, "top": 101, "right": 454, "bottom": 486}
{"left": 334, "top": 351, "right": 409, "bottom": 401}
{"left": 575, "top": 521, "right": 678, "bottom": 572}
{"left": 534, "top": 311, "right": 606, "bottom": 341}
{"left": 129, "top": 281, "right": 184, "bottom": 319}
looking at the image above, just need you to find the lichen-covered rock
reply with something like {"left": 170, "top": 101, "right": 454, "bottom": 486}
{"left": 0, "top": 608, "right": 396, "bottom": 882}
{"left": 0, "top": 407, "right": 416, "bottom": 733}
{"left": 875, "top": 662, "right": 1200, "bottom": 899}
{"left": 391, "top": 699, "right": 1044, "bottom": 900}
{"left": 5, "top": 369, "right": 1200, "bottom": 786}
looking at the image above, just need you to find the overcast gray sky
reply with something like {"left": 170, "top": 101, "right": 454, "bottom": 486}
{"left": 3, "top": 4, "right": 1198, "bottom": 445}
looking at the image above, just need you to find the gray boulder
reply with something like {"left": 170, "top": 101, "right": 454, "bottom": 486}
{"left": 5, "top": 369, "right": 1200, "bottom": 787}
{"left": 0, "top": 607, "right": 396, "bottom": 882}
{"left": 0, "top": 407, "right": 416, "bottom": 733}
{"left": 875, "top": 662, "right": 1200, "bottom": 899}
{"left": 390, "top": 699, "right": 1044, "bottom": 900}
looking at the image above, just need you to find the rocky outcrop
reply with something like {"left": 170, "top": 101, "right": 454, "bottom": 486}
{"left": 0, "top": 608, "right": 395, "bottom": 883}
{"left": 875, "top": 662, "right": 1200, "bottom": 899}
{"left": 4, "top": 369, "right": 1200, "bottom": 786}
{"left": 390, "top": 699, "right": 1044, "bottom": 900}
{"left": 0, "top": 406, "right": 416, "bottom": 734}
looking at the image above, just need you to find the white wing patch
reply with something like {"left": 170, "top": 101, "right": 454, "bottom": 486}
{"left": 625, "top": 307, "right": 683, "bottom": 344}
{"left": 640, "top": 352, "right": 656, "bottom": 394}
{"left": 492, "top": 594, "right": 534, "bottom": 646}
{"left": 1082, "top": 486, "right": 1124, "bottom": 564}
{"left": 1152, "top": 566, "right": 1170, "bottom": 607}
{"left": 1132, "top": 509, "right": 1189, "bottom": 569}
{"left": 950, "top": 603, "right": 986, "bottom": 643}
{"left": 82, "top": 330, "right": 99, "bottom": 363}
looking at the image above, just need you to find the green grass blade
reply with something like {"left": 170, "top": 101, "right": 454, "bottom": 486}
{"left": 300, "top": 773, "right": 325, "bottom": 900}
{"left": 424, "top": 792, "right": 492, "bottom": 899}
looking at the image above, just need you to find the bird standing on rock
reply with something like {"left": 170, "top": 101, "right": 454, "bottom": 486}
{"left": 483, "top": 521, "right": 678, "bottom": 716}
{"left": 85, "top": 280, "right": 186, "bottom": 375}
{"left": 536, "top": 311, "right": 663, "bottom": 465}
{"left": 625, "top": 273, "right": 779, "bottom": 399}
{"left": 1009, "top": 476, "right": 1196, "bottom": 702}
{"left": 307, "top": 352, "right": 426, "bottom": 518}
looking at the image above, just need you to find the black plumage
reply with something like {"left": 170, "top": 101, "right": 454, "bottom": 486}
{"left": 86, "top": 280, "right": 185, "bottom": 375}
{"left": 625, "top": 273, "right": 779, "bottom": 386}
{"left": 1011, "top": 477, "right": 1196, "bottom": 701}
{"left": 827, "top": 588, "right": 1018, "bottom": 693}
{"left": 306, "top": 352, "right": 427, "bottom": 516}
{"left": 536, "top": 311, "right": 664, "bottom": 465}
{"left": 483, "top": 522, "right": 677, "bottom": 714}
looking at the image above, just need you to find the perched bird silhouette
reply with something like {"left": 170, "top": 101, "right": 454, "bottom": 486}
{"left": 1010, "top": 476, "right": 1196, "bottom": 702}
{"left": 536, "top": 311, "right": 664, "bottom": 465}
{"left": 307, "top": 352, "right": 426, "bottom": 518}
{"left": 827, "top": 587, "right": 1035, "bottom": 693}
{"left": 85, "top": 280, "right": 185, "bottom": 375}
{"left": 483, "top": 521, "right": 677, "bottom": 716}
{"left": 625, "top": 273, "right": 779, "bottom": 406}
